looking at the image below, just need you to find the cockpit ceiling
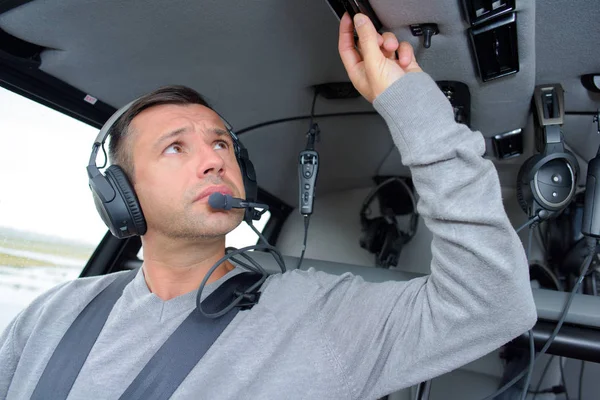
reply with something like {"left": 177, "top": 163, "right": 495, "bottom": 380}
{"left": 0, "top": 0, "right": 598, "bottom": 204}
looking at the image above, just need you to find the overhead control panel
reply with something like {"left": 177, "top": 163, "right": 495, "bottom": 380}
{"left": 463, "top": 0, "right": 519, "bottom": 82}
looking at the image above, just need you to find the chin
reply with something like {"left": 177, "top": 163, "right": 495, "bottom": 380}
{"left": 205, "top": 209, "right": 244, "bottom": 234}
{"left": 150, "top": 206, "right": 245, "bottom": 240}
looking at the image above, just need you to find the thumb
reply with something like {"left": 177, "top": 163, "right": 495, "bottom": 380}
{"left": 353, "top": 14, "right": 382, "bottom": 62}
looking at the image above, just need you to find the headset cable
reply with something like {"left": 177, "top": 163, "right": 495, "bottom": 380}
{"left": 481, "top": 237, "right": 598, "bottom": 400}
{"left": 296, "top": 89, "right": 320, "bottom": 269}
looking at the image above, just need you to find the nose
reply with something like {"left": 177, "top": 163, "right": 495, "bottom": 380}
{"left": 195, "top": 143, "right": 225, "bottom": 178}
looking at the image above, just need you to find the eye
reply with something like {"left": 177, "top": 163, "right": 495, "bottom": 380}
{"left": 164, "top": 142, "right": 184, "bottom": 154}
{"left": 214, "top": 140, "right": 229, "bottom": 151}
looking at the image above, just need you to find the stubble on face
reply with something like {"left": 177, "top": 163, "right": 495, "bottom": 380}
{"left": 128, "top": 104, "right": 246, "bottom": 242}
{"left": 151, "top": 178, "right": 245, "bottom": 241}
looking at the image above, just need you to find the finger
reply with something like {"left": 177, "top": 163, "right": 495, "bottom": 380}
{"left": 353, "top": 13, "right": 383, "bottom": 64}
{"left": 397, "top": 41, "right": 414, "bottom": 68}
{"left": 338, "top": 12, "right": 363, "bottom": 71}
{"left": 377, "top": 33, "right": 384, "bottom": 47}
{"left": 401, "top": 42, "right": 422, "bottom": 73}
{"left": 405, "top": 56, "right": 423, "bottom": 73}
{"left": 381, "top": 32, "right": 399, "bottom": 59}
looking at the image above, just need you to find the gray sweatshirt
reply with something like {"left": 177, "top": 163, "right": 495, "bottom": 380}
{"left": 0, "top": 72, "right": 537, "bottom": 400}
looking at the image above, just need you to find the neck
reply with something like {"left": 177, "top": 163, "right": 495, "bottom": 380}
{"left": 140, "top": 232, "right": 235, "bottom": 300}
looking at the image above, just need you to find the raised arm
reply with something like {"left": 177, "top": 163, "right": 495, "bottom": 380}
{"left": 310, "top": 12, "right": 540, "bottom": 398}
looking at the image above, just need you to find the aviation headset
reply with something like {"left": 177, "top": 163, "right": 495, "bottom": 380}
{"left": 359, "top": 177, "right": 419, "bottom": 268}
{"left": 516, "top": 85, "right": 579, "bottom": 221}
{"left": 87, "top": 98, "right": 258, "bottom": 239}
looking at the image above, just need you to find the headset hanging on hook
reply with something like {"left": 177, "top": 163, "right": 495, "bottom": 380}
{"left": 516, "top": 84, "right": 579, "bottom": 225}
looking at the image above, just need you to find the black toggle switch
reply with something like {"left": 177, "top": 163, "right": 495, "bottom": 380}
{"left": 410, "top": 23, "right": 439, "bottom": 49}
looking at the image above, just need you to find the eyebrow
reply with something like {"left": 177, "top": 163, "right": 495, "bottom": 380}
{"left": 154, "top": 126, "right": 230, "bottom": 151}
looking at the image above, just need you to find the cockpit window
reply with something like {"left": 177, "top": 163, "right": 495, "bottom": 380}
{"left": 0, "top": 86, "right": 108, "bottom": 331}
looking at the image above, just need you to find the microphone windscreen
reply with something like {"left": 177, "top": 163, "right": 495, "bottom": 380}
{"left": 208, "top": 192, "right": 231, "bottom": 210}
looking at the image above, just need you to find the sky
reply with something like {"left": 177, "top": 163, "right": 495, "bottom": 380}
{"left": 0, "top": 87, "right": 108, "bottom": 245}
{"left": 0, "top": 87, "right": 265, "bottom": 247}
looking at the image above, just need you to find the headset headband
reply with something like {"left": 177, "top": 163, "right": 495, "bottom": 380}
{"left": 87, "top": 100, "right": 136, "bottom": 183}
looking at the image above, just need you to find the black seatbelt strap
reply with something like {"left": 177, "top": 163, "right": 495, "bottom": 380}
{"left": 119, "top": 272, "right": 261, "bottom": 399}
{"left": 31, "top": 269, "right": 138, "bottom": 400}
{"left": 31, "top": 269, "right": 263, "bottom": 400}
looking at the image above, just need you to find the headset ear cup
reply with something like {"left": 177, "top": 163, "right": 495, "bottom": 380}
{"left": 565, "top": 148, "right": 580, "bottom": 180}
{"left": 367, "top": 218, "right": 388, "bottom": 253}
{"left": 360, "top": 219, "right": 377, "bottom": 253}
{"left": 407, "top": 213, "right": 418, "bottom": 241}
{"left": 516, "top": 173, "right": 528, "bottom": 215}
{"left": 106, "top": 165, "right": 147, "bottom": 235}
{"left": 359, "top": 220, "right": 372, "bottom": 251}
{"left": 377, "top": 222, "right": 402, "bottom": 267}
{"left": 516, "top": 155, "right": 538, "bottom": 215}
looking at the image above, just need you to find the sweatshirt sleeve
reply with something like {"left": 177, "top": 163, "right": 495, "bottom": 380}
{"left": 0, "top": 313, "right": 20, "bottom": 398}
{"left": 315, "top": 72, "right": 537, "bottom": 399}
{"left": 0, "top": 280, "right": 72, "bottom": 398}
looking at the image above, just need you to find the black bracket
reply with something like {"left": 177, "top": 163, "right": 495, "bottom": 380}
{"left": 252, "top": 208, "right": 269, "bottom": 221}
{"left": 233, "top": 290, "right": 262, "bottom": 310}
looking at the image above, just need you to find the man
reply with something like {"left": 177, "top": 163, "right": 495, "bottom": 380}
{"left": 1, "top": 13, "right": 536, "bottom": 400}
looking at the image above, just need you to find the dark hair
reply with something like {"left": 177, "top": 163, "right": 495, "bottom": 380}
{"left": 107, "top": 85, "right": 212, "bottom": 181}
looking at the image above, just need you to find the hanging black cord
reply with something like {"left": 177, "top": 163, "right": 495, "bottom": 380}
{"left": 295, "top": 215, "right": 310, "bottom": 270}
{"left": 577, "top": 276, "right": 598, "bottom": 400}
{"left": 531, "top": 355, "right": 556, "bottom": 400}
{"left": 305, "top": 89, "right": 320, "bottom": 151}
{"left": 295, "top": 88, "right": 319, "bottom": 270}
{"left": 195, "top": 220, "right": 287, "bottom": 318}
{"left": 309, "top": 89, "right": 318, "bottom": 128}
{"left": 518, "top": 228, "right": 535, "bottom": 400}
{"left": 519, "top": 330, "right": 535, "bottom": 400}
{"left": 236, "top": 111, "right": 377, "bottom": 135}
{"left": 560, "top": 357, "right": 571, "bottom": 400}
{"left": 537, "top": 220, "right": 547, "bottom": 254}
{"left": 225, "top": 248, "right": 268, "bottom": 275}
{"left": 516, "top": 215, "right": 542, "bottom": 233}
{"left": 578, "top": 360, "right": 585, "bottom": 400}
{"left": 235, "top": 110, "right": 594, "bottom": 136}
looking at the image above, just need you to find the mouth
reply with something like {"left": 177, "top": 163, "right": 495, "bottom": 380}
{"left": 194, "top": 185, "right": 235, "bottom": 203}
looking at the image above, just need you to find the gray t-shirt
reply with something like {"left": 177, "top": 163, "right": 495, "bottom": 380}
{"left": 0, "top": 72, "right": 537, "bottom": 400}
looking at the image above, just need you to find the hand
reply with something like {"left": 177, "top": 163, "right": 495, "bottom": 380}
{"left": 338, "top": 12, "right": 422, "bottom": 103}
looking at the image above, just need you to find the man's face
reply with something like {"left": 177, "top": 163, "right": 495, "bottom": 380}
{"left": 129, "top": 103, "right": 245, "bottom": 240}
